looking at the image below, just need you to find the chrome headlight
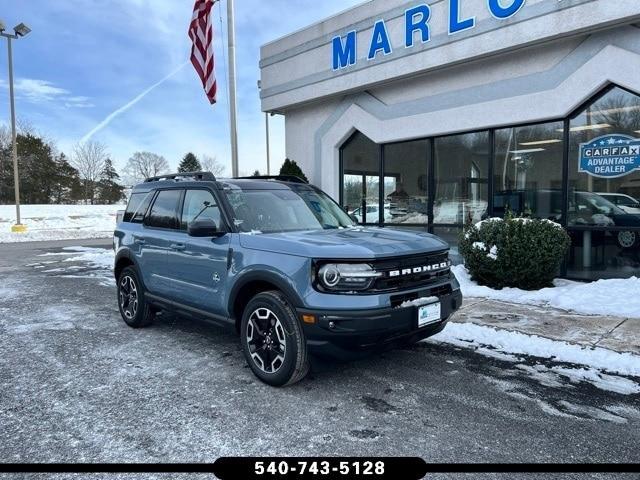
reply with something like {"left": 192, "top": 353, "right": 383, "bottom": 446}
{"left": 317, "top": 263, "right": 382, "bottom": 292}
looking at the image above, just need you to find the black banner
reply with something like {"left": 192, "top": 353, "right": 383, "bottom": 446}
{"left": 0, "top": 459, "right": 639, "bottom": 478}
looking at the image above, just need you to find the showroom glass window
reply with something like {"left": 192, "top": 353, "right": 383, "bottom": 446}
{"left": 494, "top": 121, "right": 565, "bottom": 221}
{"left": 341, "top": 132, "right": 380, "bottom": 224}
{"left": 383, "top": 140, "right": 430, "bottom": 225}
{"left": 433, "top": 132, "right": 489, "bottom": 226}
{"left": 566, "top": 86, "right": 640, "bottom": 280}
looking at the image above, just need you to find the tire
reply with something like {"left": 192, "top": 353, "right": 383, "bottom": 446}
{"left": 617, "top": 230, "right": 638, "bottom": 250}
{"left": 240, "top": 291, "right": 309, "bottom": 387}
{"left": 117, "top": 266, "right": 154, "bottom": 328}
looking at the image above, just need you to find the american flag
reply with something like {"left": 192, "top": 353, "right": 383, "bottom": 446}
{"left": 189, "top": 0, "right": 218, "bottom": 104}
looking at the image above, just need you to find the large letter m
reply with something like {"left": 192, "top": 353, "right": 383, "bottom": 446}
{"left": 332, "top": 31, "right": 357, "bottom": 70}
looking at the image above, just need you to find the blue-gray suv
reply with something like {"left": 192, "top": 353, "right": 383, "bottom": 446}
{"left": 114, "top": 172, "right": 462, "bottom": 386}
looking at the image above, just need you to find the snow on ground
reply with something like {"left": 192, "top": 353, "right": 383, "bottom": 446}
{"left": 429, "top": 322, "right": 640, "bottom": 395}
{"left": 452, "top": 264, "right": 640, "bottom": 319}
{"left": 37, "top": 246, "right": 114, "bottom": 286}
{"left": 0, "top": 204, "right": 121, "bottom": 243}
{"left": 60, "top": 246, "right": 115, "bottom": 271}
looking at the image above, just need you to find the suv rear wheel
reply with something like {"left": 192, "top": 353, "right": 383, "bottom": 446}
{"left": 117, "top": 266, "right": 154, "bottom": 328}
{"left": 240, "top": 291, "right": 309, "bottom": 387}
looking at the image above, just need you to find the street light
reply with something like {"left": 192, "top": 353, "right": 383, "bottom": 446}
{"left": 0, "top": 20, "right": 31, "bottom": 233}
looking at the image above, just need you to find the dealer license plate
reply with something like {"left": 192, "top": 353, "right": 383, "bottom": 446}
{"left": 418, "top": 302, "right": 441, "bottom": 328}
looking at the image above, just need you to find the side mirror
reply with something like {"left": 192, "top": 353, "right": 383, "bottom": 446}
{"left": 349, "top": 213, "right": 359, "bottom": 224}
{"left": 188, "top": 219, "right": 223, "bottom": 237}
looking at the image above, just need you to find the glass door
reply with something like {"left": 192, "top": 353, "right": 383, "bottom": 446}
{"left": 341, "top": 132, "right": 381, "bottom": 225}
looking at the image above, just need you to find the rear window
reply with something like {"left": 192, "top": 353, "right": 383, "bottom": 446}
{"left": 124, "top": 192, "right": 154, "bottom": 223}
{"left": 146, "top": 190, "right": 182, "bottom": 229}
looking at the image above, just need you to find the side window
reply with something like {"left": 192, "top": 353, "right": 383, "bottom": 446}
{"left": 181, "top": 189, "right": 222, "bottom": 231}
{"left": 124, "top": 192, "right": 154, "bottom": 223}
{"left": 145, "top": 190, "right": 182, "bottom": 229}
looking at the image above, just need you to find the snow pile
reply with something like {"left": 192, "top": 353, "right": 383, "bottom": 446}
{"left": 429, "top": 322, "right": 640, "bottom": 394}
{"left": 473, "top": 242, "right": 498, "bottom": 260}
{"left": 37, "top": 247, "right": 114, "bottom": 286}
{"left": 61, "top": 246, "right": 115, "bottom": 271}
{"left": 452, "top": 265, "right": 640, "bottom": 319}
{"left": 0, "top": 204, "right": 121, "bottom": 243}
{"left": 474, "top": 217, "right": 563, "bottom": 229}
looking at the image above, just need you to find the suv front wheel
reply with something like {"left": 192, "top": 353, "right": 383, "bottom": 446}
{"left": 240, "top": 291, "right": 309, "bottom": 387}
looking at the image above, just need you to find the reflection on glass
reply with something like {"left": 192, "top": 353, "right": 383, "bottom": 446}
{"left": 432, "top": 226, "right": 463, "bottom": 265}
{"left": 434, "top": 132, "right": 489, "bottom": 225}
{"left": 494, "top": 122, "right": 564, "bottom": 221}
{"left": 342, "top": 132, "right": 380, "bottom": 224}
{"left": 566, "top": 87, "right": 640, "bottom": 277}
{"left": 383, "top": 140, "right": 429, "bottom": 224}
{"left": 568, "top": 87, "right": 640, "bottom": 232}
{"left": 566, "top": 228, "right": 640, "bottom": 280}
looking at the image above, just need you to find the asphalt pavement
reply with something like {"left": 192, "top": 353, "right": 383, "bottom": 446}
{"left": 0, "top": 239, "right": 639, "bottom": 480}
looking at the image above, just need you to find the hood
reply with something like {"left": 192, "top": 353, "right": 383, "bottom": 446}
{"left": 613, "top": 212, "right": 640, "bottom": 226}
{"left": 238, "top": 227, "right": 449, "bottom": 259}
{"left": 619, "top": 206, "right": 640, "bottom": 215}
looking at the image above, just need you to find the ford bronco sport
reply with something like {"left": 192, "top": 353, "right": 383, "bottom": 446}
{"left": 114, "top": 172, "right": 462, "bottom": 386}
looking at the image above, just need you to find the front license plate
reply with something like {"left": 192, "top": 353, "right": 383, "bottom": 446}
{"left": 418, "top": 302, "right": 441, "bottom": 328}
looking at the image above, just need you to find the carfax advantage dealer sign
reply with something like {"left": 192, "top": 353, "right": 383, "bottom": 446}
{"left": 579, "top": 134, "right": 640, "bottom": 179}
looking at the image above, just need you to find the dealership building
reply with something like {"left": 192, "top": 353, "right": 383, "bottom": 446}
{"left": 260, "top": 0, "right": 640, "bottom": 281}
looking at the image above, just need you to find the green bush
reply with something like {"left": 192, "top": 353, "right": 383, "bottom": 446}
{"left": 459, "top": 216, "right": 571, "bottom": 290}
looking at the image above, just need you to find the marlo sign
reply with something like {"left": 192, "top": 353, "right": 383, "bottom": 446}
{"left": 333, "top": 0, "right": 526, "bottom": 70}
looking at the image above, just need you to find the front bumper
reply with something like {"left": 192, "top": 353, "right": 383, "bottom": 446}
{"left": 298, "top": 288, "right": 462, "bottom": 361}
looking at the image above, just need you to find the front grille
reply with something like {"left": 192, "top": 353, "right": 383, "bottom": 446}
{"left": 371, "top": 251, "right": 450, "bottom": 292}
{"left": 390, "top": 284, "right": 453, "bottom": 308}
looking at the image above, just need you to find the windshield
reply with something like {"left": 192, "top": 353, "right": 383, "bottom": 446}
{"left": 616, "top": 195, "right": 640, "bottom": 206}
{"left": 223, "top": 186, "right": 355, "bottom": 233}
{"left": 576, "top": 192, "right": 626, "bottom": 215}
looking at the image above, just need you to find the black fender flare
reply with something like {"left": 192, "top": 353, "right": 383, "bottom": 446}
{"left": 114, "top": 249, "right": 142, "bottom": 283}
{"left": 227, "top": 270, "right": 305, "bottom": 317}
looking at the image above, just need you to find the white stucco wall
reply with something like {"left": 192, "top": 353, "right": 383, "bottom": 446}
{"left": 261, "top": 0, "right": 640, "bottom": 112}
{"left": 259, "top": 0, "right": 640, "bottom": 198}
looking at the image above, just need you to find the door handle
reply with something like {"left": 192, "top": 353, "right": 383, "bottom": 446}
{"left": 170, "top": 243, "right": 186, "bottom": 251}
{"left": 133, "top": 236, "right": 146, "bottom": 245}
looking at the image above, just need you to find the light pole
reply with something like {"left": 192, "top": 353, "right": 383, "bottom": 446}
{"left": 265, "top": 112, "right": 270, "bottom": 175}
{"left": 0, "top": 21, "right": 31, "bottom": 233}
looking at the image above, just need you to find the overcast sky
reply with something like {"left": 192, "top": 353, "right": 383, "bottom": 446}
{"left": 0, "top": 0, "right": 361, "bottom": 176}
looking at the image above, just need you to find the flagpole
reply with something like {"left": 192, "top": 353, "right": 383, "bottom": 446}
{"left": 226, "top": 0, "right": 239, "bottom": 177}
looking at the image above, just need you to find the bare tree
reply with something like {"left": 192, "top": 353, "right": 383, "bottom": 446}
{"left": 200, "top": 154, "right": 226, "bottom": 177}
{"left": 124, "top": 151, "right": 170, "bottom": 184}
{"left": 71, "top": 140, "right": 108, "bottom": 204}
{"left": 0, "top": 125, "right": 11, "bottom": 150}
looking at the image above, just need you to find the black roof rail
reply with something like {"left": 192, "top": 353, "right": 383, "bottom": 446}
{"left": 235, "top": 175, "right": 309, "bottom": 184}
{"left": 144, "top": 171, "right": 217, "bottom": 183}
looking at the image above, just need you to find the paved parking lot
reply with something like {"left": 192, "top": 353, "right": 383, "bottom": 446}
{"left": 1, "top": 239, "right": 639, "bottom": 479}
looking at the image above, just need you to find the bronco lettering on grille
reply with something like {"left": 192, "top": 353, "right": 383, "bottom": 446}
{"left": 387, "top": 260, "right": 451, "bottom": 278}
